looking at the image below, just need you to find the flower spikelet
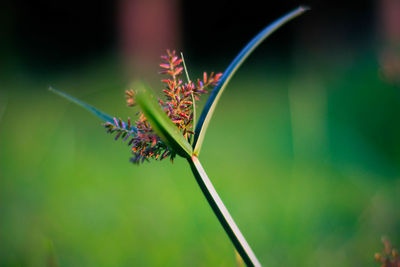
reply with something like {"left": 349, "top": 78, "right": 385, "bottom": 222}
{"left": 105, "top": 115, "right": 172, "bottom": 164}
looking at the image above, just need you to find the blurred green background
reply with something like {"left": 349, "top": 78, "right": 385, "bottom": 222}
{"left": 1, "top": 0, "right": 400, "bottom": 266}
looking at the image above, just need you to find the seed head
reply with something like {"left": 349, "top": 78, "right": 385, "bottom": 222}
{"left": 105, "top": 50, "right": 222, "bottom": 164}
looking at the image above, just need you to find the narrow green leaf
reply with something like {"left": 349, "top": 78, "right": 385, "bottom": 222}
{"left": 134, "top": 82, "right": 193, "bottom": 158}
{"left": 193, "top": 6, "right": 309, "bottom": 156}
{"left": 49, "top": 86, "right": 116, "bottom": 124}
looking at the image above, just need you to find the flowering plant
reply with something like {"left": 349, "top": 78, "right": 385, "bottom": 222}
{"left": 50, "top": 6, "right": 308, "bottom": 266}
{"left": 104, "top": 50, "right": 222, "bottom": 164}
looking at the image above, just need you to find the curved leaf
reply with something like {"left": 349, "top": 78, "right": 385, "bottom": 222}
{"left": 134, "top": 82, "right": 193, "bottom": 158}
{"left": 49, "top": 86, "right": 118, "bottom": 125}
{"left": 193, "top": 6, "right": 309, "bottom": 156}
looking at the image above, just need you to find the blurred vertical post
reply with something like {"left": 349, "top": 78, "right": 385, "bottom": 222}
{"left": 118, "top": 0, "right": 181, "bottom": 81}
{"left": 378, "top": 0, "right": 400, "bottom": 85}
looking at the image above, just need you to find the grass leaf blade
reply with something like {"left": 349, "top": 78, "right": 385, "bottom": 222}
{"left": 193, "top": 6, "right": 309, "bottom": 156}
{"left": 134, "top": 82, "right": 193, "bottom": 158}
{"left": 49, "top": 86, "right": 115, "bottom": 124}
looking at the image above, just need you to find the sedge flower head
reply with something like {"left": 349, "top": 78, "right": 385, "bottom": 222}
{"left": 105, "top": 50, "right": 222, "bottom": 164}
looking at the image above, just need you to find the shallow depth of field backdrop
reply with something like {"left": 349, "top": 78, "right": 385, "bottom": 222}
{"left": 1, "top": 0, "right": 400, "bottom": 266}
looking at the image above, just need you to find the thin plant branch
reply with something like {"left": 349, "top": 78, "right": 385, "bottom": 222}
{"left": 180, "top": 52, "right": 196, "bottom": 142}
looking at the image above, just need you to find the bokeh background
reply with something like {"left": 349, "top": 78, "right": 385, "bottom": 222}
{"left": 1, "top": 0, "right": 400, "bottom": 266}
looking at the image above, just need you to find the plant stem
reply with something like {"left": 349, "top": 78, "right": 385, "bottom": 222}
{"left": 187, "top": 156, "right": 261, "bottom": 267}
{"left": 180, "top": 52, "right": 196, "bottom": 142}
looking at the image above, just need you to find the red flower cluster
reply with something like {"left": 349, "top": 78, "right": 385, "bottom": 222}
{"left": 105, "top": 50, "right": 222, "bottom": 164}
{"left": 159, "top": 50, "right": 222, "bottom": 139}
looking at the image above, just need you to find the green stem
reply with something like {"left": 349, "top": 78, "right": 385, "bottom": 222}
{"left": 187, "top": 156, "right": 261, "bottom": 267}
{"left": 180, "top": 52, "right": 196, "bottom": 143}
